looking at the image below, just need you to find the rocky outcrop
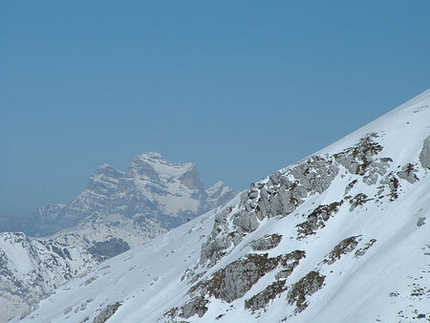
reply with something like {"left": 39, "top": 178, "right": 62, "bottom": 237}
{"left": 88, "top": 238, "right": 130, "bottom": 260}
{"left": 194, "top": 253, "right": 281, "bottom": 303}
{"left": 200, "top": 133, "right": 404, "bottom": 267}
{"left": 296, "top": 201, "right": 343, "bottom": 239}
{"left": 201, "top": 154, "right": 339, "bottom": 266}
{"left": 397, "top": 163, "right": 419, "bottom": 183}
{"left": 323, "top": 236, "right": 361, "bottom": 265}
{"left": 286, "top": 270, "right": 325, "bottom": 313}
{"left": 185, "top": 250, "right": 306, "bottom": 314}
{"left": 180, "top": 296, "right": 209, "bottom": 319}
{"left": 92, "top": 301, "right": 122, "bottom": 323}
{"left": 333, "top": 132, "right": 389, "bottom": 184}
{"left": 245, "top": 280, "right": 287, "bottom": 313}
{"left": 419, "top": 135, "right": 430, "bottom": 169}
{"left": 250, "top": 234, "right": 282, "bottom": 251}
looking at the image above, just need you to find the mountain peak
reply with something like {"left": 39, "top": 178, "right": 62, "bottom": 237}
{"left": 136, "top": 151, "right": 165, "bottom": 161}
{"left": 98, "top": 162, "right": 112, "bottom": 169}
{"left": 129, "top": 152, "right": 195, "bottom": 180}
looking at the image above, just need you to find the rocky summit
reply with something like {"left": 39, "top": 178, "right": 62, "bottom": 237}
{"left": 8, "top": 89, "right": 430, "bottom": 323}
{"left": 26, "top": 152, "right": 235, "bottom": 236}
{"left": 0, "top": 153, "right": 235, "bottom": 323}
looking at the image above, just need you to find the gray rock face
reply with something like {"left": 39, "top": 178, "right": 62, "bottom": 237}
{"left": 88, "top": 238, "right": 130, "bottom": 260}
{"left": 191, "top": 251, "right": 306, "bottom": 306}
{"left": 296, "top": 201, "right": 344, "bottom": 240}
{"left": 199, "top": 132, "right": 416, "bottom": 268}
{"left": 92, "top": 302, "right": 122, "bottom": 323}
{"left": 194, "top": 254, "right": 283, "bottom": 303}
{"left": 323, "top": 236, "right": 361, "bottom": 265}
{"left": 397, "top": 163, "right": 419, "bottom": 183}
{"left": 250, "top": 234, "right": 282, "bottom": 251}
{"left": 286, "top": 270, "right": 326, "bottom": 313}
{"left": 334, "top": 132, "right": 391, "bottom": 185}
{"left": 419, "top": 135, "right": 430, "bottom": 169}
{"left": 200, "top": 154, "right": 339, "bottom": 266}
{"left": 180, "top": 296, "right": 209, "bottom": 319}
{"left": 245, "top": 280, "right": 286, "bottom": 313}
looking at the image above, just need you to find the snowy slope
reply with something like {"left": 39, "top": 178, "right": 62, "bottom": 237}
{"left": 12, "top": 89, "right": 430, "bottom": 323}
{"left": 0, "top": 232, "right": 97, "bottom": 321}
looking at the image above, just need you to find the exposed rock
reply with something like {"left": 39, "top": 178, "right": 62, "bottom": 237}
{"left": 250, "top": 234, "right": 282, "bottom": 251}
{"left": 232, "top": 211, "right": 260, "bottom": 232}
{"left": 323, "top": 236, "right": 361, "bottom": 265}
{"left": 334, "top": 133, "right": 385, "bottom": 177}
{"left": 189, "top": 250, "right": 306, "bottom": 314}
{"left": 248, "top": 189, "right": 259, "bottom": 199}
{"left": 275, "top": 250, "right": 306, "bottom": 280}
{"left": 417, "top": 217, "right": 426, "bottom": 227}
{"left": 286, "top": 270, "right": 325, "bottom": 313}
{"left": 92, "top": 301, "right": 122, "bottom": 323}
{"left": 180, "top": 296, "right": 209, "bottom": 319}
{"left": 354, "top": 239, "right": 377, "bottom": 258}
{"left": 200, "top": 234, "right": 232, "bottom": 265}
{"left": 245, "top": 280, "right": 286, "bottom": 313}
{"left": 88, "top": 238, "right": 130, "bottom": 260}
{"left": 380, "top": 173, "right": 401, "bottom": 201}
{"left": 201, "top": 154, "right": 339, "bottom": 266}
{"left": 289, "top": 155, "right": 339, "bottom": 194}
{"left": 196, "top": 253, "right": 281, "bottom": 303}
{"left": 296, "top": 201, "right": 344, "bottom": 239}
{"left": 419, "top": 135, "right": 430, "bottom": 169}
{"left": 349, "top": 193, "right": 372, "bottom": 211}
{"left": 344, "top": 179, "right": 358, "bottom": 195}
{"left": 397, "top": 163, "right": 419, "bottom": 183}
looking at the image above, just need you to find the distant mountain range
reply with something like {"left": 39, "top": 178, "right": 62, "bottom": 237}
{"left": 1, "top": 151, "right": 234, "bottom": 237}
{"left": 8, "top": 89, "right": 430, "bottom": 323}
{"left": 0, "top": 152, "right": 235, "bottom": 322}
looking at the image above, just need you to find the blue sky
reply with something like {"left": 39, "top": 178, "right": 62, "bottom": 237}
{"left": 1, "top": 1, "right": 430, "bottom": 216}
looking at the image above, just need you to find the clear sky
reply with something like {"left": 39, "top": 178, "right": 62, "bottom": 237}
{"left": 1, "top": 1, "right": 430, "bottom": 216}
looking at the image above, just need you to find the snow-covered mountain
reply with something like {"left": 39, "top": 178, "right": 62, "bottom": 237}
{"left": 0, "top": 153, "right": 235, "bottom": 323}
{"left": 26, "top": 152, "right": 235, "bottom": 236}
{"left": 11, "top": 90, "right": 430, "bottom": 323}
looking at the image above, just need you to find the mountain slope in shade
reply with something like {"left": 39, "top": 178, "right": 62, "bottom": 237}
{"left": 12, "top": 90, "right": 430, "bottom": 323}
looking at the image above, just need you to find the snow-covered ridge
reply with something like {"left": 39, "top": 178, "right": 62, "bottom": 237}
{"left": 11, "top": 89, "right": 430, "bottom": 323}
{"left": 133, "top": 151, "right": 195, "bottom": 178}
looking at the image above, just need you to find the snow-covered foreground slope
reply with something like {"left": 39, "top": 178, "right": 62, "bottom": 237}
{"left": 13, "top": 90, "right": 430, "bottom": 323}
